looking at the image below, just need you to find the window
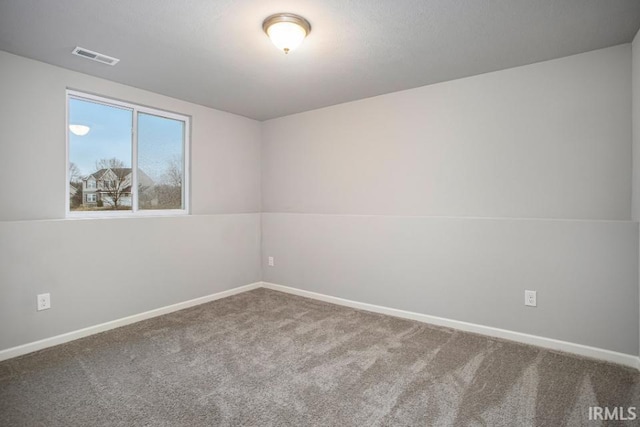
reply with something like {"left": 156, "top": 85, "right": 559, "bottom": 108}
{"left": 67, "top": 91, "right": 190, "bottom": 216}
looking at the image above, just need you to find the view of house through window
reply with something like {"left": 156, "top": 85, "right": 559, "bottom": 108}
{"left": 67, "top": 91, "right": 189, "bottom": 214}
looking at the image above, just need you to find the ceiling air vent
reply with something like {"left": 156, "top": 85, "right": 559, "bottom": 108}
{"left": 71, "top": 47, "right": 120, "bottom": 66}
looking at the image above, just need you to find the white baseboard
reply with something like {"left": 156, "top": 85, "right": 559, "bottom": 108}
{"left": 261, "top": 282, "right": 640, "bottom": 371}
{"left": 3, "top": 280, "right": 638, "bottom": 371}
{"left": 0, "top": 282, "right": 262, "bottom": 362}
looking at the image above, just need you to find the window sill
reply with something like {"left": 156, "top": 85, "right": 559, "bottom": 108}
{"left": 65, "top": 210, "right": 189, "bottom": 219}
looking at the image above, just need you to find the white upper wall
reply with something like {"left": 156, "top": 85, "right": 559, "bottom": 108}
{"left": 262, "top": 45, "right": 632, "bottom": 220}
{"left": 0, "top": 51, "right": 261, "bottom": 221}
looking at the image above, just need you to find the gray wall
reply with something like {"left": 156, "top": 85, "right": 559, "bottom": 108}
{"left": 262, "top": 45, "right": 639, "bottom": 355}
{"left": 0, "top": 51, "right": 262, "bottom": 220}
{"left": 635, "top": 33, "right": 640, "bottom": 222}
{"left": 0, "top": 215, "right": 260, "bottom": 349}
{"left": 263, "top": 45, "right": 631, "bottom": 220}
{"left": 633, "top": 30, "right": 640, "bottom": 356}
{"left": 263, "top": 214, "right": 637, "bottom": 355}
{"left": 0, "top": 52, "right": 262, "bottom": 350}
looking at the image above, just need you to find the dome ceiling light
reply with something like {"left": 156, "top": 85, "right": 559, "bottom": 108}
{"left": 262, "top": 13, "right": 311, "bottom": 54}
{"left": 69, "top": 124, "right": 91, "bottom": 136}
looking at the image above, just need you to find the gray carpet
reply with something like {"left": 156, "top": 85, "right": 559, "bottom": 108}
{"left": 1, "top": 288, "right": 638, "bottom": 426}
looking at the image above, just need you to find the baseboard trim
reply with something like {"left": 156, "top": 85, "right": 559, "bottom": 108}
{"left": 0, "top": 282, "right": 262, "bottom": 362}
{"left": 3, "top": 281, "right": 638, "bottom": 370}
{"left": 261, "top": 282, "right": 640, "bottom": 370}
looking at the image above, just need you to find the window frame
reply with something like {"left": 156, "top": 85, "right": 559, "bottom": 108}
{"left": 66, "top": 89, "right": 191, "bottom": 218}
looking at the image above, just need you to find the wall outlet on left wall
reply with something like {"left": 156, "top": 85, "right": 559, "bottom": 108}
{"left": 37, "top": 293, "right": 51, "bottom": 311}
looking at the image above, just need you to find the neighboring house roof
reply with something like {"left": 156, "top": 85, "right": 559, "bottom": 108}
{"left": 137, "top": 170, "right": 154, "bottom": 188}
{"left": 87, "top": 168, "right": 132, "bottom": 180}
{"left": 83, "top": 167, "right": 154, "bottom": 187}
{"left": 69, "top": 184, "right": 77, "bottom": 195}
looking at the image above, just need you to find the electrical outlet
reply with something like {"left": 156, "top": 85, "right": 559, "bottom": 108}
{"left": 268, "top": 256, "right": 275, "bottom": 267}
{"left": 37, "top": 293, "right": 51, "bottom": 311}
{"left": 524, "top": 290, "right": 536, "bottom": 307}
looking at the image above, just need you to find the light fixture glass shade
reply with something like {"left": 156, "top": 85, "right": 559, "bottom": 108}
{"left": 267, "top": 22, "right": 307, "bottom": 53}
{"left": 69, "top": 124, "right": 91, "bottom": 136}
{"left": 263, "top": 14, "right": 311, "bottom": 54}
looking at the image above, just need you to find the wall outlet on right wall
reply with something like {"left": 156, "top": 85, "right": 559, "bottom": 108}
{"left": 524, "top": 290, "right": 537, "bottom": 307}
{"left": 268, "top": 256, "right": 275, "bottom": 267}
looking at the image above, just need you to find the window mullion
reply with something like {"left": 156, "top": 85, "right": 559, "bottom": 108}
{"left": 132, "top": 108, "right": 139, "bottom": 213}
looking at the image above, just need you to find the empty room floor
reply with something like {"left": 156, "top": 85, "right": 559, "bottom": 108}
{"left": 1, "top": 288, "right": 638, "bottom": 426}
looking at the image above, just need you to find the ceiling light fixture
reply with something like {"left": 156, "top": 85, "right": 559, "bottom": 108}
{"left": 69, "top": 124, "right": 91, "bottom": 136}
{"left": 263, "top": 13, "right": 311, "bottom": 54}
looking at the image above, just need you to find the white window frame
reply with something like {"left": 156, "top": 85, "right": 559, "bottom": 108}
{"left": 66, "top": 90, "right": 191, "bottom": 218}
{"left": 86, "top": 193, "right": 97, "bottom": 203}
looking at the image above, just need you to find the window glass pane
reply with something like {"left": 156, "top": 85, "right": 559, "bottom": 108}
{"left": 68, "top": 97, "right": 133, "bottom": 211}
{"left": 137, "top": 112, "right": 185, "bottom": 210}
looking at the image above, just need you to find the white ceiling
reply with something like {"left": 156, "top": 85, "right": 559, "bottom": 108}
{"left": 1, "top": 0, "right": 640, "bottom": 121}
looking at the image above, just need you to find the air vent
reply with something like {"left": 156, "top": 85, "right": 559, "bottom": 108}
{"left": 71, "top": 47, "right": 120, "bottom": 66}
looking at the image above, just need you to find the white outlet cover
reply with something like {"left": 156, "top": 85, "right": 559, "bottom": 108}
{"left": 524, "top": 290, "right": 537, "bottom": 307}
{"left": 37, "top": 293, "right": 51, "bottom": 311}
{"left": 268, "top": 256, "right": 275, "bottom": 267}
